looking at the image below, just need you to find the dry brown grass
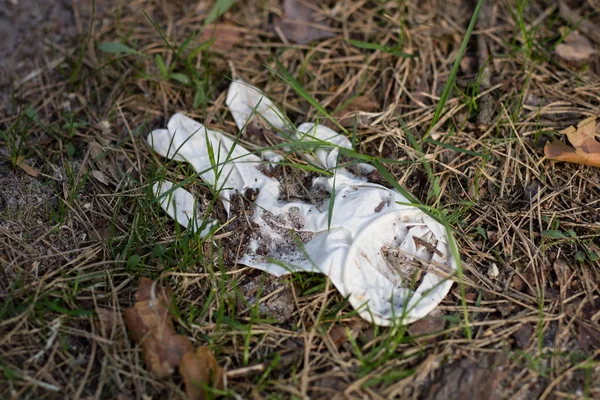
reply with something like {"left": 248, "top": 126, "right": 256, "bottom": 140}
{"left": 1, "top": 0, "right": 600, "bottom": 399}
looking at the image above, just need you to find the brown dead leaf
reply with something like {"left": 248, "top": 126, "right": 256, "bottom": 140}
{"left": 123, "top": 277, "right": 193, "bottom": 378}
{"left": 16, "top": 157, "right": 39, "bottom": 177}
{"left": 89, "top": 141, "right": 121, "bottom": 184}
{"left": 453, "top": 287, "right": 478, "bottom": 302}
{"left": 562, "top": 116, "right": 600, "bottom": 152}
{"left": 275, "top": 0, "right": 334, "bottom": 45}
{"left": 555, "top": 30, "right": 596, "bottom": 62}
{"left": 510, "top": 274, "right": 525, "bottom": 291}
{"left": 329, "top": 326, "right": 349, "bottom": 346}
{"left": 545, "top": 115, "right": 600, "bottom": 168}
{"left": 96, "top": 307, "right": 120, "bottom": 338}
{"left": 333, "top": 96, "right": 380, "bottom": 127}
{"left": 559, "top": 1, "right": 600, "bottom": 45}
{"left": 408, "top": 316, "right": 446, "bottom": 337}
{"left": 342, "top": 96, "right": 379, "bottom": 113}
{"left": 91, "top": 170, "right": 111, "bottom": 185}
{"left": 496, "top": 301, "right": 515, "bottom": 317}
{"left": 328, "top": 320, "right": 367, "bottom": 347}
{"left": 179, "top": 347, "right": 224, "bottom": 400}
{"left": 512, "top": 323, "right": 533, "bottom": 349}
{"left": 199, "top": 23, "right": 244, "bottom": 52}
{"left": 459, "top": 55, "right": 478, "bottom": 75}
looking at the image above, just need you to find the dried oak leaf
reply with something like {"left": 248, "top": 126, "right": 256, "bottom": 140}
{"left": 199, "top": 23, "right": 244, "bottom": 52}
{"left": 123, "top": 277, "right": 193, "bottom": 378}
{"left": 555, "top": 30, "right": 596, "bottom": 63}
{"left": 545, "top": 115, "right": 600, "bottom": 168}
{"left": 179, "top": 347, "right": 225, "bottom": 400}
{"left": 275, "top": 0, "right": 334, "bottom": 45}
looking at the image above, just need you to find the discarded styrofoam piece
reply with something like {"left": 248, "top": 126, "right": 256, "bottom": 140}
{"left": 238, "top": 170, "right": 406, "bottom": 275}
{"left": 261, "top": 150, "right": 284, "bottom": 167}
{"left": 226, "top": 80, "right": 291, "bottom": 133}
{"left": 147, "top": 83, "right": 458, "bottom": 326}
{"left": 152, "top": 180, "right": 216, "bottom": 238}
{"left": 296, "top": 123, "right": 352, "bottom": 170}
{"left": 236, "top": 169, "right": 456, "bottom": 325}
{"left": 147, "top": 113, "right": 281, "bottom": 216}
{"left": 226, "top": 81, "right": 352, "bottom": 170}
{"left": 149, "top": 115, "right": 457, "bottom": 324}
{"left": 342, "top": 210, "right": 456, "bottom": 325}
{"left": 354, "top": 162, "right": 377, "bottom": 176}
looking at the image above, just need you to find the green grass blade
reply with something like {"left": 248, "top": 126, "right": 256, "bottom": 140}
{"left": 427, "top": 0, "right": 485, "bottom": 137}
{"left": 205, "top": 0, "right": 235, "bottom": 24}
{"left": 270, "top": 59, "right": 349, "bottom": 135}
{"left": 348, "top": 39, "right": 415, "bottom": 58}
{"left": 98, "top": 42, "right": 138, "bottom": 55}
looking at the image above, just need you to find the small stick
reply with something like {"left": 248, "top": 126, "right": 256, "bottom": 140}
{"left": 225, "top": 364, "right": 266, "bottom": 379}
{"left": 225, "top": 348, "right": 304, "bottom": 379}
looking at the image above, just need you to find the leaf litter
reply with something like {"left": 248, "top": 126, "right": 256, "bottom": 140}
{"left": 275, "top": 0, "right": 335, "bottom": 45}
{"left": 332, "top": 95, "right": 380, "bottom": 128}
{"left": 4, "top": 0, "right": 600, "bottom": 398}
{"left": 544, "top": 115, "right": 600, "bottom": 167}
{"left": 555, "top": 29, "right": 597, "bottom": 63}
{"left": 14, "top": 156, "right": 40, "bottom": 178}
{"left": 199, "top": 23, "right": 244, "bottom": 52}
{"left": 123, "top": 277, "right": 194, "bottom": 378}
{"left": 124, "top": 278, "right": 224, "bottom": 397}
{"left": 180, "top": 347, "right": 225, "bottom": 400}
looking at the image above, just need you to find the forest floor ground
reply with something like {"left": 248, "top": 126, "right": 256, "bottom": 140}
{"left": 1, "top": 0, "right": 600, "bottom": 399}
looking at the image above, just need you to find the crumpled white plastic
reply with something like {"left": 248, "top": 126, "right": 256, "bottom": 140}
{"left": 146, "top": 80, "right": 457, "bottom": 325}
